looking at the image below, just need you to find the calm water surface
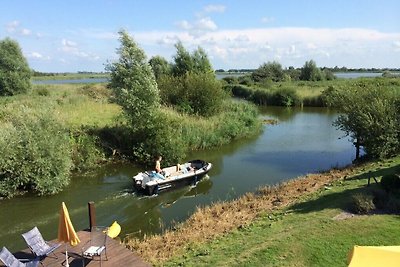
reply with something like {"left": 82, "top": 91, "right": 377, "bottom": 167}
{"left": 0, "top": 107, "right": 355, "bottom": 251}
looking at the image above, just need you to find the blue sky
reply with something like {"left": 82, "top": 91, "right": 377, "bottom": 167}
{"left": 1, "top": 0, "right": 400, "bottom": 72}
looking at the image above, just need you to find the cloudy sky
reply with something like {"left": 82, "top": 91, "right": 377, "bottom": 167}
{"left": 1, "top": 0, "right": 400, "bottom": 72}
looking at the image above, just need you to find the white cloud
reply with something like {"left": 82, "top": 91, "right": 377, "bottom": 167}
{"left": 261, "top": 17, "right": 274, "bottom": 24}
{"left": 6, "top": 20, "right": 34, "bottom": 36}
{"left": 393, "top": 41, "right": 400, "bottom": 52}
{"left": 20, "top": 28, "right": 31, "bottom": 36}
{"left": 203, "top": 5, "right": 226, "bottom": 13}
{"left": 176, "top": 20, "right": 191, "bottom": 30}
{"left": 133, "top": 27, "right": 400, "bottom": 69}
{"left": 27, "top": 52, "right": 43, "bottom": 59}
{"left": 59, "top": 38, "right": 99, "bottom": 60}
{"left": 195, "top": 17, "right": 217, "bottom": 31}
{"left": 6, "top": 20, "right": 20, "bottom": 32}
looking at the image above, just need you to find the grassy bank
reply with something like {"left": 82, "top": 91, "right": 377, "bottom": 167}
{"left": 225, "top": 77, "right": 400, "bottom": 107}
{"left": 126, "top": 156, "right": 400, "bottom": 266}
{"left": 31, "top": 72, "right": 109, "bottom": 80}
{"left": 0, "top": 83, "right": 261, "bottom": 197}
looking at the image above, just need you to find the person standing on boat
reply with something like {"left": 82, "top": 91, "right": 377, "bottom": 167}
{"left": 155, "top": 156, "right": 165, "bottom": 179}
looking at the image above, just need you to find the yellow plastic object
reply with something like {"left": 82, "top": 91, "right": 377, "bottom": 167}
{"left": 107, "top": 221, "right": 121, "bottom": 238}
{"left": 348, "top": 245, "right": 400, "bottom": 267}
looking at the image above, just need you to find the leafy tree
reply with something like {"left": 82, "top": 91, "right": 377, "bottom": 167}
{"left": 0, "top": 38, "right": 31, "bottom": 96}
{"left": 105, "top": 30, "right": 160, "bottom": 129}
{"left": 171, "top": 42, "right": 214, "bottom": 76}
{"left": 300, "top": 60, "right": 323, "bottom": 81}
{"left": 327, "top": 84, "right": 400, "bottom": 158}
{"left": 149, "top": 55, "right": 171, "bottom": 81}
{"left": 192, "top": 47, "right": 213, "bottom": 74}
{"left": 172, "top": 41, "right": 193, "bottom": 76}
{"left": 251, "top": 61, "right": 285, "bottom": 82}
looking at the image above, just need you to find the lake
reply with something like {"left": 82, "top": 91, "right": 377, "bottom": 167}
{"left": 0, "top": 107, "right": 355, "bottom": 251}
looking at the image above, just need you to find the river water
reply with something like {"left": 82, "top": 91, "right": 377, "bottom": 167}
{"left": 0, "top": 106, "right": 355, "bottom": 251}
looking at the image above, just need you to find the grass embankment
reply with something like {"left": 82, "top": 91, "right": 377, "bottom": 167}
{"left": 228, "top": 77, "right": 400, "bottom": 107}
{"left": 31, "top": 72, "right": 109, "bottom": 80}
{"left": 126, "top": 156, "right": 400, "bottom": 266}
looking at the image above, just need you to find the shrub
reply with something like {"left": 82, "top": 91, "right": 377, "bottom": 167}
{"left": 78, "top": 84, "right": 112, "bottom": 102}
{"left": 132, "top": 112, "right": 188, "bottom": 167}
{"left": 351, "top": 192, "right": 375, "bottom": 214}
{"left": 0, "top": 38, "right": 31, "bottom": 96}
{"left": 302, "top": 95, "right": 325, "bottom": 107}
{"left": 0, "top": 106, "right": 72, "bottom": 198}
{"left": 35, "top": 86, "right": 50, "bottom": 96}
{"left": 158, "top": 72, "right": 227, "bottom": 117}
{"left": 238, "top": 75, "right": 253, "bottom": 86}
{"left": 70, "top": 130, "right": 104, "bottom": 172}
{"left": 271, "top": 88, "right": 301, "bottom": 107}
{"left": 231, "top": 85, "right": 253, "bottom": 99}
{"left": 222, "top": 76, "right": 237, "bottom": 84}
{"left": 380, "top": 174, "right": 400, "bottom": 192}
{"left": 250, "top": 89, "right": 272, "bottom": 105}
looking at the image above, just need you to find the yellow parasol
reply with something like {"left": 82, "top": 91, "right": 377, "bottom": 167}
{"left": 58, "top": 202, "right": 80, "bottom": 267}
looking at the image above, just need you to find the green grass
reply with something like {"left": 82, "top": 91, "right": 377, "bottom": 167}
{"left": 31, "top": 72, "right": 109, "bottom": 80}
{"left": 0, "top": 83, "right": 123, "bottom": 128}
{"left": 163, "top": 157, "right": 400, "bottom": 267}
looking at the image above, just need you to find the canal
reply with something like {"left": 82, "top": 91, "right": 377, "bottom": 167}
{"left": 0, "top": 106, "right": 355, "bottom": 251}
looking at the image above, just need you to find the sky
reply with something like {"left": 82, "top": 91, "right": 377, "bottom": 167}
{"left": 1, "top": 0, "right": 400, "bottom": 72}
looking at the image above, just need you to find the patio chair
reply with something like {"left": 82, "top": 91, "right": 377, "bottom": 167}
{"left": 21, "top": 226, "right": 61, "bottom": 260}
{"left": 81, "top": 226, "right": 108, "bottom": 266}
{"left": 0, "top": 246, "right": 40, "bottom": 267}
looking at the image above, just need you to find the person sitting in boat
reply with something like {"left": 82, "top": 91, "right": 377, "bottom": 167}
{"left": 154, "top": 155, "right": 165, "bottom": 179}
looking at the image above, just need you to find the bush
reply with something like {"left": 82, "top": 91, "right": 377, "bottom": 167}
{"left": 271, "top": 88, "right": 301, "bottom": 107}
{"left": 250, "top": 89, "right": 272, "bottom": 105}
{"left": 380, "top": 174, "right": 400, "bottom": 192}
{"left": 302, "top": 95, "right": 325, "bottom": 107}
{"left": 78, "top": 84, "right": 112, "bottom": 102}
{"left": 231, "top": 85, "right": 254, "bottom": 99}
{"left": 70, "top": 130, "right": 104, "bottom": 172}
{"left": 0, "top": 106, "right": 72, "bottom": 198}
{"left": 351, "top": 192, "right": 375, "bottom": 214}
{"left": 0, "top": 38, "right": 31, "bottom": 96}
{"left": 158, "top": 72, "right": 227, "bottom": 117}
{"left": 222, "top": 76, "right": 238, "bottom": 84}
{"left": 132, "top": 112, "right": 188, "bottom": 167}
{"left": 35, "top": 86, "right": 50, "bottom": 96}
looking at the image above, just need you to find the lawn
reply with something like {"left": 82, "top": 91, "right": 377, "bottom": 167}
{"left": 150, "top": 157, "right": 400, "bottom": 266}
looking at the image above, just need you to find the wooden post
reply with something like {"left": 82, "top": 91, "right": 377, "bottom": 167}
{"left": 88, "top": 201, "right": 96, "bottom": 230}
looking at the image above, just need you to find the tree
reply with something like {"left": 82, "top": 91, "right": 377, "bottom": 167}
{"left": 0, "top": 38, "right": 31, "bottom": 96}
{"left": 192, "top": 47, "right": 213, "bottom": 74}
{"left": 172, "top": 41, "right": 193, "bottom": 76}
{"left": 300, "top": 60, "right": 323, "bottom": 81}
{"left": 251, "top": 61, "right": 285, "bottom": 82}
{"left": 327, "top": 84, "right": 400, "bottom": 159}
{"left": 171, "top": 42, "right": 214, "bottom": 76}
{"left": 105, "top": 30, "right": 160, "bottom": 129}
{"left": 149, "top": 55, "right": 171, "bottom": 81}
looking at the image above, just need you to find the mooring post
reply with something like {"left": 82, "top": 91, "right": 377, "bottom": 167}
{"left": 88, "top": 201, "right": 96, "bottom": 230}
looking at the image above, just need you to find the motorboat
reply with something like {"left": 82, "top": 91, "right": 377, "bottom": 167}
{"left": 133, "top": 159, "right": 212, "bottom": 195}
